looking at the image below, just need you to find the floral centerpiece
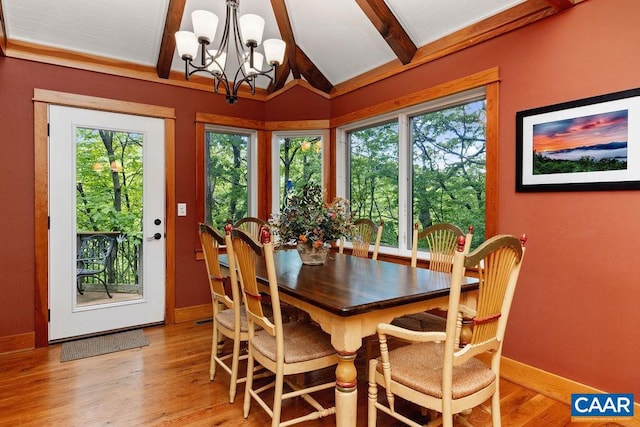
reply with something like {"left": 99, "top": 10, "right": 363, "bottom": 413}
{"left": 268, "top": 183, "right": 352, "bottom": 265}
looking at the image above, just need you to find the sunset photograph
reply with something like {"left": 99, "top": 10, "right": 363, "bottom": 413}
{"left": 532, "top": 109, "right": 628, "bottom": 175}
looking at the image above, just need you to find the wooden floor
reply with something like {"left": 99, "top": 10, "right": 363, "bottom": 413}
{"left": 0, "top": 321, "right": 626, "bottom": 426}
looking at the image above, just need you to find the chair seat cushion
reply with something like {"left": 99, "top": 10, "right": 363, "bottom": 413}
{"left": 391, "top": 312, "right": 446, "bottom": 332}
{"left": 378, "top": 342, "right": 495, "bottom": 399}
{"left": 252, "top": 321, "right": 335, "bottom": 364}
{"left": 215, "top": 306, "right": 249, "bottom": 332}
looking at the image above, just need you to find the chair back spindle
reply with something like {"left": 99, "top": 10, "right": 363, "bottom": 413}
{"left": 340, "top": 218, "right": 383, "bottom": 260}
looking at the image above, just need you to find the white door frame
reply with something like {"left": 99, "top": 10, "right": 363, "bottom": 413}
{"left": 33, "top": 89, "right": 176, "bottom": 346}
{"left": 48, "top": 106, "right": 165, "bottom": 340}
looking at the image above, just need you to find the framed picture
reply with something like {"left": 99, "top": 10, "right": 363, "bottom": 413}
{"left": 516, "top": 88, "right": 640, "bottom": 192}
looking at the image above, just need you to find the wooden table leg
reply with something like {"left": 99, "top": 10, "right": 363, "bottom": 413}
{"left": 335, "top": 351, "right": 358, "bottom": 427}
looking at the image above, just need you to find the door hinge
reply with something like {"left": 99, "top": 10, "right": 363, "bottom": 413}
{"left": 47, "top": 123, "right": 50, "bottom": 136}
{"left": 48, "top": 216, "right": 50, "bottom": 229}
{"left": 48, "top": 309, "right": 50, "bottom": 322}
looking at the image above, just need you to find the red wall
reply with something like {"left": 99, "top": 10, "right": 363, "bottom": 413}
{"left": 334, "top": 0, "right": 640, "bottom": 398}
{"left": 0, "top": 0, "right": 637, "bottom": 399}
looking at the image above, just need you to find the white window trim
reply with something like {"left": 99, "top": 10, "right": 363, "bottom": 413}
{"left": 336, "top": 87, "right": 486, "bottom": 259}
{"left": 204, "top": 124, "right": 258, "bottom": 217}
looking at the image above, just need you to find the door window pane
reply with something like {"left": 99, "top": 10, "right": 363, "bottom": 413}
{"left": 75, "top": 128, "right": 143, "bottom": 306}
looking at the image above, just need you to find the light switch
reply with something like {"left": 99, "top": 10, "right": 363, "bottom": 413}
{"left": 177, "top": 203, "right": 187, "bottom": 217}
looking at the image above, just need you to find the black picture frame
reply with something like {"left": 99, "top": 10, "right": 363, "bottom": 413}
{"left": 516, "top": 87, "right": 640, "bottom": 192}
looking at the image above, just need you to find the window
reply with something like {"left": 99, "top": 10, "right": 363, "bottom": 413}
{"left": 338, "top": 88, "right": 486, "bottom": 255}
{"left": 411, "top": 99, "right": 486, "bottom": 249}
{"left": 271, "top": 131, "right": 325, "bottom": 213}
{"left": 345, "top": 121, "right": 399, "bottom": 246}
{"left": 204, "top": 125, "right": 257, "bottom": 226}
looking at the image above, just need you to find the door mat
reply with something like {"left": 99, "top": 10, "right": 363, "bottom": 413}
{"left": 60, "top": 329, "right": 148, "bottom": 362}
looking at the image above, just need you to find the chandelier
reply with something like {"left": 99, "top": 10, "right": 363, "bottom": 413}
{"left": 174, "top": 0, "right": 286, "bottom": 105}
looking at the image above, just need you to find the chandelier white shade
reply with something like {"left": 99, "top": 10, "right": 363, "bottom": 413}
{"left": 192, "top": 10, "right": 218, "bottom": 44}
{"left": 174, "top": 0, "right": 286, "bottom": 104}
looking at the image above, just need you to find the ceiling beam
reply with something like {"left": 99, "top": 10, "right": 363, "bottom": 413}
{"left": 156, "top": 0, "right": 186, "bottom": 79}
{"left": 295, "top": 45, "right": 333, "bottom": 94}
{"left": 270, "top": 0, "right": 332, "bottom": 94}
{"left": 0, "top": 0, "right": 7, "bottom": 56}
{"left": 270, "top": 0, "right": 299, "bottom": 79}
{"left": 355, "top": 0, "right": 416, "bottom": 65}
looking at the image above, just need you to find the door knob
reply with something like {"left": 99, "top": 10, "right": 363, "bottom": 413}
{"left": 147, "top": 233, "right": 162, "bottom": 241}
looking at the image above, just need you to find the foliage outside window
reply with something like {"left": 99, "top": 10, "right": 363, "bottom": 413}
{"left": 273, "top": 133, "right": 323, "bottom": 212}
{"left": 75, "top": 128, "right": 143, "bottom": 284}
{"left": 204, "top": 127, "right": 256, "bottom": 227}
{"left": 412, "top": 100, "right": 486, "bottom": 248}
{"left": 339, "top": 89, "right": 486, "bottom": 255}
{"left": 346, "top": 122, "right": 398, "bottom": 246}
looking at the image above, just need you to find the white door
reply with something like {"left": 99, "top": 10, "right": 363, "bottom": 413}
{"left": 49, "top": 106, "right": 165, "bottom": 341}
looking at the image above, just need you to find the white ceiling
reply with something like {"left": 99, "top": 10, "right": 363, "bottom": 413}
{"left": 2, "top": 0, "right": 530, "bottom": 90}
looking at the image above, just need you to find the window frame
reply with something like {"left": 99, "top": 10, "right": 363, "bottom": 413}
{"left": 195, "top": 116, "right": 261, "bottom": 237}
{"left": 337, "top": 86, "right": 492, "bottom": 258}
{"left": 271, "top": 130, "right": 326, "bottom": 215}
{"left": 203, "top": 123, "right": 258, "bottom": 223}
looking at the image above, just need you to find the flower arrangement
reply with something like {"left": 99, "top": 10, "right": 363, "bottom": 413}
{"left": 269, "top": 183, "right": 353, "bottom": 249}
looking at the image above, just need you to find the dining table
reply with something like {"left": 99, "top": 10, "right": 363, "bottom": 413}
{"left": 221, "top": 249, "right": 478, "bottom": 427}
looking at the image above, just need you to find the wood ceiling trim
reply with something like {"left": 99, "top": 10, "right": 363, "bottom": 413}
{"left": 414, "top": 0, "right": 558, "bottom": 63}
{"left": 355, "top": 0, "right": 417, "bottom": 65}
{"left": 157, "top": 0, "right": 186, "bottom": 79}
{"left": 9, "top": 39, "right": 162, "bottom": 80}
{"left": 7, "top": 39, "right": 269, "bottom": 102}
{"left": 331, "top": 0, "right": 559, "bottom": 98}
{"left": 266, "top": 79, "right": 331, "bottom": 102}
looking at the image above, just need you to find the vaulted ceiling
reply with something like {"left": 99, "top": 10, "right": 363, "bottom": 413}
{"left": 0, "top": 0, "right": 582, "bottom": 100}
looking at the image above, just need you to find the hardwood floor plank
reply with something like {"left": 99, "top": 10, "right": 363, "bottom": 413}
{"left": 502, "top": 393, "right": 557, "bottom": 426}
{"left": 0, "top": 321, "right": 624, "bottom": 426}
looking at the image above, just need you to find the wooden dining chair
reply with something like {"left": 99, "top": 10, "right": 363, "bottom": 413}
{"left": 339, "top": 218, "right": 383, "bottom": 260}
{"left": 391, "top": 223, "right": 474, "bottom": 338}
{"left": 232, "top": 227, "right": 338, "bottom": 427}
{"left": 412, "top": 223, "right": 474, "bottom": 270}
{"left": 234, "top": 216, "right": 268, "bottom": 240}
{"left": 368, "top": 234, "right": 526, "bottom": 427}
{"left": 198, "top": 222, "right": 249, "bottom": 403}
